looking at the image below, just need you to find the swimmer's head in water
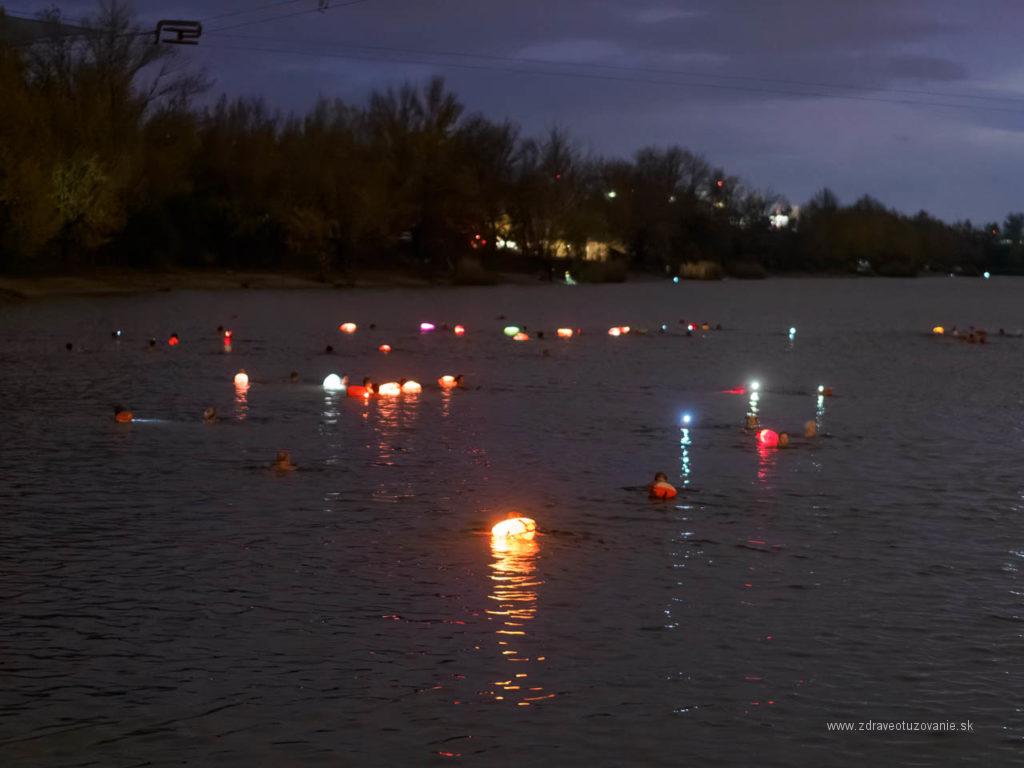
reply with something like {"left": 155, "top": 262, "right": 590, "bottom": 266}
{"left": 203, "top": 407, "right": 217, "bottom": 422}
{"left": 65, "top": 342, "right": 73, "bottom": 351}
{"left": 778, "top": 432, "right": 790, "bottom": 448}
{"left": 804, "top": 420, "right": 817, "bottom": 438}
{"left": 325, "top": 345, "right": 334, "bottom": 354}
{"left": 654, "top": 472, "right": 668, "bottom": 483}
{"left": 745, "top": 414, "right": 760, "bottom": 430}
{"left": 289, "top": 371, "right": 299, "bottom": 382}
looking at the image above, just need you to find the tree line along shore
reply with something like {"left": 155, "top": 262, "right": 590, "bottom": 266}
{"left": 3, "top": 3, "right": 1024, "bottom": 286}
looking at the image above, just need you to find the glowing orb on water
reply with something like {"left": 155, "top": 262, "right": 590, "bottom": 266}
{"left": 168, "top": 335, "right": 180, "bottom": 346}
{"left": 673, "top": 276, "right": 680, "bottom": 284}
{"left": 420, "top": 322, "right": 435, "bottom": 332}
{"left": 750, "top": 380, "right": 761, "bottom": 392}
{"left": 339, "top": 322, "right": 357, "bottom": 334}
{"left": 503, "top": 325, "right": 521, "bottom": 337}
{"left": 378, "top": 382, "right": 401, "bottom": 396}
{"left": 556, "top": 328, "right": 574, "bottom": 338}
{"left": 608, "top": 326, "right": 630, "bottom": 337}
{"left": 758, "top": 429, "right": 779, "bottom": 447}
{"left": 818, "top": 384, "right": 825, "bottom": 394}
{"left": 491, "top": 516, "right": 537, "bottom": 540}
{"left": 512, "top": 332, "right": 530, "bottom": 341}
{"left": 788, "top": 327, "right": 797, "bottom": 338}
{"left": 323, "top": 374, "right": 345, "bottom": 392}
{"left": 984, "top": 272, "right": 991, "bottom": 279}
{"left": 379, "top": 344, "right": 392, "bottom": 353}
{"left": 233, "top": 371, "right": 249, "bottom": 387}
{"left": 438, "top": 375, "right": 457, "bottom": 389}
{"left": 932, "top": 326, "right": 945, "bottom": 335}
{"left": 682, "top": 413, "right": 692, "bottom": 425}
{"left": 453, "top": 325, "right": 466, "bottom": 335}
{"left": 401, "top": 380, "right": 422, "bottom": 394}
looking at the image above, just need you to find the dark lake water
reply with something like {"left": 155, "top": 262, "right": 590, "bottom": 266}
{"left": 1, "top": 278, "right": 1022, "bottom": 766}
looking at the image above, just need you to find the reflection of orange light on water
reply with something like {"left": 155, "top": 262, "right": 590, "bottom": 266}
{"left": 339, "top": 322, "right": 357, "bottom": 334}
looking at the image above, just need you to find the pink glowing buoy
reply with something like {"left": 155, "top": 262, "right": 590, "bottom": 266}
{"left": 339, "top": 322, "right": 357, "bottom": 334}
{"left": 453, "top": 325, "right": 466, "bottom": 336}
{"left": 379, "top": 344, "right": 392, "bottom": 353}
{"left": 512, "top": 332, "right": 530, "bottom": 341}
{"left": 420, "top": 322, "right": 436, "bottom": 333}
{"left": 758, "top": 429, "right": 779, "bottom": 448}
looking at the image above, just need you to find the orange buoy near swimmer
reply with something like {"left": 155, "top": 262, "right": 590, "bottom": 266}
{"left": 438, "top": 374, "right": 463, "bottom": 389}
{"left": 114, "top": 406, "right": 133, "bottom": 423}
{"left": 648, "top": 472, "right": 677, "bottom": 500}
{"left": 491, "top": 516, "right": 537, "bottom": 540}
{"left": 400, "top": 379, "right": 422, "bottom": 394}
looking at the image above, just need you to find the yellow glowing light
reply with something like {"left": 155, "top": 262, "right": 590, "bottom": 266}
{"left": 932, "top": 326, "right": 945, "bottom": 335}
{"left": 377, "top": 382, "right": 401, "bottom": 396}
{"left": 233, "top": 371, "right": 249, "bottom": 387}
{"left": 401, "top": 380, "right": 423, "bottom": 394}
{"left": 491, "top": 517, "right": 537, "bottom": 540}
{"left": 339, "top": 322, "right": 357, "bottom": 334}
{"left": 556, "top": 328, "right": 574, "bottom": 339}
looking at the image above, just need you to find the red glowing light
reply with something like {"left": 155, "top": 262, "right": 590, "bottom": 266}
{"left": 716, "top": 178, "right": 725, "bottom": 188}
{"left": 379, "top": 344, "right": 392, "bottom": 353}
{"left": 168, "top": 336, "right": 180, "bottom": 346}
{"left": 758, "top": 429, "right": 779, "bottom": 448}
{"left": 453, "top": 325, "right": 466, "bottom": 336}
{"left": 223, "top": 330, "right": 233, "bottom": 339}
{"left": 722, "top": 387, "right": 746, "bottom": 395}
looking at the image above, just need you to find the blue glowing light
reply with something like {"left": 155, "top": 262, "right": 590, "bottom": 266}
{"left": 681, "top": 413, "right": 692, "bottom": 425}
{"left": 983, "top": 271, "right": 991, "bottom": 279}
{"left": 672, "top": 276, "right": 680, "bottom": 284}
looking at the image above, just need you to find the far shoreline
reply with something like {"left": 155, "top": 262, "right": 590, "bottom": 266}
{"left": 0, "top": 267, "right": 996, "bottom": 302}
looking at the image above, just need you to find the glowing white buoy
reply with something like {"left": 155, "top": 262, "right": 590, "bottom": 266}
{"left": 323, "top": 373, "right": 345, "bottom": 392}
{"left": 557, "top": 328, "right": 574, "bottom": 339}
{"left": 503, "top": 325, "right": 521, "bottom": 337}
{"left": 788, "top": 326, "right": 797, "bottom": 339}
{"left": 377, "top": 382, "right": 401, "bottom": 396}
{"left": 233, "top": 371, "right": 249, "bottom": 388}
{"left": 420, "top": 322, "right": 435, "bottom": 332}
{"left": 750, "top": 380, "right": 761, "bottom": 392}
{"left": 401, "top": 380, "right": 422, "bottom": 394}
{"left": 983, "top": 271, "right": 991, "bottom": 279}
{"left": 491, "top": 516, "right": 537, "bottom": 540}
{"left": 673, "top": 276, "right": 680, "bottom": 284}
{"left": 339, "top": 322, "right": 357, "bottom": 334}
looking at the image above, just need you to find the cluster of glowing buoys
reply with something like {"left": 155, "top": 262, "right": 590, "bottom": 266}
{"left": 491, "top": 516, "right": 537, "bottom": 541}
{"left": 607, "top": 326, "right": 630, "bottom": 337}
{"left": 339, "top": 322, "right": 357, "bottom": 334}
{"left": 323, "top": 373, "right": 346, "bottom": 392}
{"left": 556, "top": 328, "right": 574, "bottom": 339}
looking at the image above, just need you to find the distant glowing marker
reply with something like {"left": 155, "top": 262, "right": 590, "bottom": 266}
{"left": 788, "top": 327, "right": 797, "bottom": 339}
{"left": 503, "top": 325, "right": 521, "bottom": 337}
{"left": 339, "top": 322, "right": 357, "bottom": 334}
{"left": 512, "top": 332, "right": 530, "bottom": 341}
{"left": 420, "top": 322, "right": 435, "bottom": 333}
{"left": 750, "top": 380, "right": 761, "bottom": 392}
{"left": 932, "top": 326, "right": 945, "bottom": 335}
{"left": 453, "top": 325, "right": 466, "bottom": 336}
{"left": 673, "top": 276, "right": 680, "bottom": 284}
{"left": 379, "top": 344, "right": 392, "bottom": 353}
{"left": 233, "top": 371, "right": 249, "bottom": 388}
{"left": 682, "top": 413, "right": 692, "bottom": 425}
{"left": 758, "top": 429, "right": 779, "bottom": 448}
{"left": 378, "top": 382, "right": 401, "bottom": 396}
{"left": 983, "top": 271, "right": 991, "bottom": 279}
{"left": 401, "top": 380, "right": 423, "bottom": 394}
{"left": 556, "top": 328, "right": 574, "bottom": 339}
{"left": 168, "top": 334, "right": 180, "bottom": 347}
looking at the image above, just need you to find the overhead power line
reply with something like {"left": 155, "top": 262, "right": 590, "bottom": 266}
{"left": 205, "top": 0, "right": 375, "bottom": 34}
{"left": 203, "top": 39, "right": 1024, "bottom": 115}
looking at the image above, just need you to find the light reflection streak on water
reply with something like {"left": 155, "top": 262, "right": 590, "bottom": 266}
{"left": 233, "top": 384, "right": 248, "bottom": 421}
{"left": 747, "top": 391, "right": 759, "bottom": 421}
{"left": 756, "top": 441, "right": 776, "bottom": 484}
{"left": 679, "top": 426, "right": 692, "bottom": 489}
{"left": 816, "top": 394, "right": 826, "bottom": 430}
{"left": 486, "top": 535, "right": 553, "bottom": 706}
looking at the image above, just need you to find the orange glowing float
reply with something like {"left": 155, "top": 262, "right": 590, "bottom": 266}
{"left": 512, "top": 332, "right": 530, "bottom": 341}
{"left": 233, "top": 371, "right": 249, "bottom": 388}
{"left": 339, "top": 322, "right": 357, "bottom": 334}
{"left": 453, "top": 325, "right": 466, "bottom": 336}
{"left": 377, "top": 382, "right": 401, "bottom": 396}
{"left": 649, "top": 481, "right": 678, "bottom": 500}
{"left": 607, "top": 326, "right": 630, "bottom": 337}
{"left": 379, "top": 344, "right": 392, "bottom": 353}
{"left": 401, "top": 380, "right": 422, "bottom": 394}
{"left": 758, "top": 429, "right": 779, "bottom": 448}
{"left": 491, "top": 516, "right": 537, "bottom": 541}
{"left": 932, "top": 326, "right": 945, "bottom": 335}
{"left": 346, "top": 385, "right": 371, "bottom": 399}
{"left": 438, "top": 374, "right": 460, "bottom": 389}
{"left": 114, "top": 407, "right": 133, "bottom": 423}
{"left": 556, "top": 328, "right": 574, "bottom": 339}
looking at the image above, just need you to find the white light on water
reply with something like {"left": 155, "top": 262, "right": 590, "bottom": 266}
{"left": 323, "top": 374, "right": 345, "bottom": 392}
{"left": 984, "top": 271, "right": 991, "bottom": 279}
{"left": 750, "top": 380, "right": 761, "bottom": 392}
{"left": 788, "top": 326, "right": 797, "bottom": 339}
{"left": 681, "top": 413, "right": 692, "bottom": 425}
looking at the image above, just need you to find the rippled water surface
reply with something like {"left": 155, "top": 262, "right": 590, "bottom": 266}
{"left": 2, "top": 278, "right": 1023, "bottom": 766}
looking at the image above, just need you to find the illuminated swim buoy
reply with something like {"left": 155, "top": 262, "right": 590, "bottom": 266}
{"left": 649, "top": 481, "right": 678, "bottom": 500}
{"left": 419, "top": 322, "right": 436, "bottom": 333}
{"left": 503, "top": 325, "right": 521, "bottom": 337}
{"left": 512, "top": 332, "right": 529, "bottom": 341}
{"left": 233, "top": 371, "right": 249, "bottom": 388}
{"left": 438, "top": 375, "right": 458, "bottom": 389}
{"left": 167, "top": 334, "right": 180, "bottom": 346}
{"left": 339, "top": 322, "right": 357, "bottom": 334}
{"left": 453, "top": 325, "right": 466, "bottom": 336}
{"left": 817, "top": 385, "right": 833, "bottom": 397}
{"left": 758, "top": 429, "right": 779, "bottom": 447}
{"left": 401, "top": 380, "right": 422, "bottom": 394}
{"left": 491, "top": 516, "right": 537, "bottom": 540}
{"left": 379, "top": 344, "right": 392, "bottom": 354}
{"left": 114, "top": 408, "right": 133, "bottom": 423}
{"left": 323, "top": 373, "right": 346, "bottom": 392}
{"left": 377, "top": 382, "right": 401, "bottom": 396}
{"left": 608, "top": 326, "right": 630, "bottom": 336}
{"left": 932, "top": 326, "right": 945, "bottom": 335}
{"left": 556, "top": 328, "right": 574, "bottom": 339}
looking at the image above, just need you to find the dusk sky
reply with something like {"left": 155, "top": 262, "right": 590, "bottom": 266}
{"left": 13, "top": 0, "right": 1024, "bottom": 222}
